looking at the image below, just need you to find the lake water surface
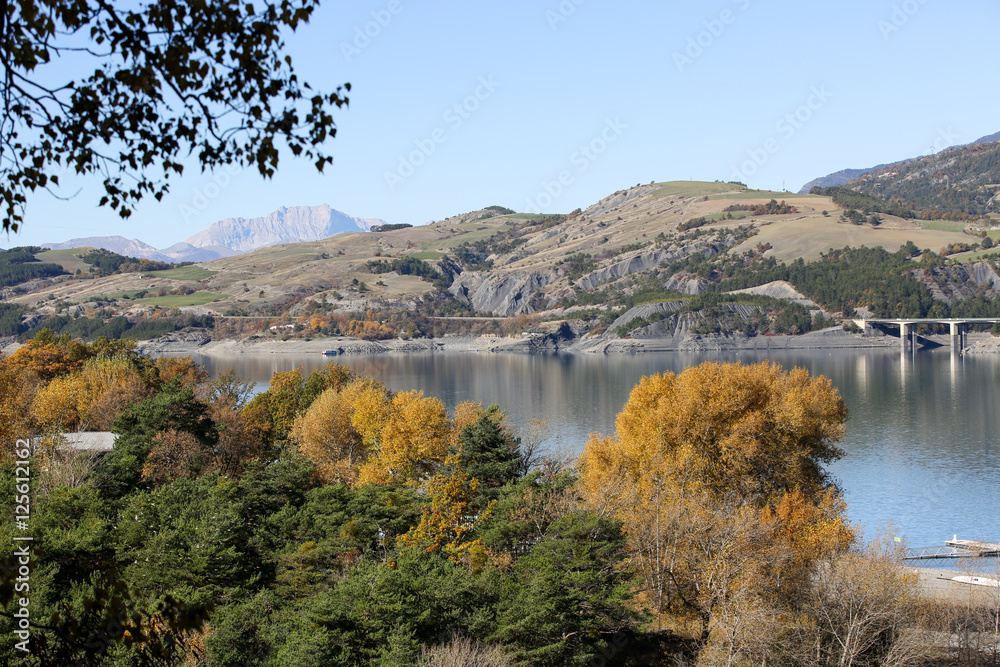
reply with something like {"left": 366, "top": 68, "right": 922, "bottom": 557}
{"left": 184, "top": 348, "right": 1000, "bottom": 554}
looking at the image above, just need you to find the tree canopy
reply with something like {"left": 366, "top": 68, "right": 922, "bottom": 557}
{"left": 1, "top": 0, "right": 349, "bottom": 232}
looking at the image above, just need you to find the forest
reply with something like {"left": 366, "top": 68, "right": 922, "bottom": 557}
{"left": 843, "top": 142, "right": 1000, "bottom": 217}
{"left": 0, "top": 247, "right": 66, "bottom": 290}
{"left": 1, "top": 333, "right": 997, "bottom": 666}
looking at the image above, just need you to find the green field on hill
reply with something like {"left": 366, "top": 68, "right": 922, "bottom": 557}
{"left": 135, "top": 292, "right": 224, "bottom": 307}
{"left": 144, "top": 266, "right": 218, "bottom": 280}
{"left": 651, "top": 181, "right": 740, "bottom": 198}
{"left": 37, "top": 247, "right": 92, "bottom": 273}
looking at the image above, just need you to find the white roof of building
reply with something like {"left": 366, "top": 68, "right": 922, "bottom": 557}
{"left": 33, "top": 432, "right": 118, "bottom": 452}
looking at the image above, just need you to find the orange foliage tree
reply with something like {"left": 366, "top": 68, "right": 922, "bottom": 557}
{"left": 0, "top": 358, "right": 39, "bottom": 458}
{"left": 578, "top": 361, "right": 852, "bottom": 648}
{"left": 397, "top": 455, "right": 492, "bottom": 573}
{"left": 292, "top": 380, "right": 457, "bottom": 487}
{"left": 153, "top": 355, "right": 209, "bottom": 388}
{"left": 6, "top": 332, "right": 90, "bottom": 381}
{"left": 242, "top": 362, "right": 357, "bottom": 447}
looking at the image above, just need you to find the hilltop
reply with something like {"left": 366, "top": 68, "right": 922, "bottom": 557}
{"left": 6, "top": 180, "right": 1000, "bottom": 350}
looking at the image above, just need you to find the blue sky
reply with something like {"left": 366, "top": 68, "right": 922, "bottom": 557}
{"left": 12, "top": 0, "right": 1000, "bottom": 248}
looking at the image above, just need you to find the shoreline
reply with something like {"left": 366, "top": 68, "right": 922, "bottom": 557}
{"left": 7, "top": 327, "right": 998, "bottom": 358}
{"left": 132, "top": 327, "right": 908, "bottom": 357}
{"left": 911, "top": 566, "right": 1000, "bottom": 603}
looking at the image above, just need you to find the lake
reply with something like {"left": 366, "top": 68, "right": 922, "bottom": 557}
{"left": 182, "top": 348, "right": 1000, "bottom": 555}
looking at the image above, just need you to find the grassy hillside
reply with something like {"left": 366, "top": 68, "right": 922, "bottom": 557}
{"left": 7, "top": 181, "right": 998, "bottom": 337}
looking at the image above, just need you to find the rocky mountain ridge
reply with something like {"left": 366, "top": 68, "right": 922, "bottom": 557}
{"left": 40, "top": 204, "right": 384, "bottom": 262}
{"left": 183, "top": 204, "right": 381, "bottom": 253}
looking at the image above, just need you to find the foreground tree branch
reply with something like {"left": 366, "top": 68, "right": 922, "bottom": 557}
{"left": 0, "top": 0, "right": 349, "bottom": 232}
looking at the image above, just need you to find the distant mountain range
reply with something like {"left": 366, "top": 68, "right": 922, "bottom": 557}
{"left": 42, "top": 205, "right": 384, "bottom": 262}
{"left": 799, "top": 130, "right": 1000, "bottom": 195}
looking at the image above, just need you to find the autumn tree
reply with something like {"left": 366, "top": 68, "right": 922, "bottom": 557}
{"left": 579, "top": 361, "right": 851, "bottom": 645}
{"left": 292, "top": 379, "right": 453, "bottom": 487}
{"left": 141, "top": 429, "right": 209, "bottom": 485}
{"left": 31, "top": 355, "right": 146, "bottom": 431}
{"left": 290, "top": 379, "right": 371, "bottom": 486}
{"left": 207, "top": 399, "right": 265, "bottom": 478}
{"left": 6, "top": 330, "right": 90, "bottom": 381}
{"left": 357, "top": 389, "right": 450, "bottom": 486}
{"left": 84, "top": 376, "right": 155, "bottom": 431}
{"left": 30, "top": 371, "right": 86, "bottom": 431}
{"left": 0, "top": 358, "right": 37, "bottom": 459}
{"left": 153, "top": 355, "right": 209, "bottom": 389}
{"left": 244, "top": 362, "right": 357, "bottom": 447}
{"left": 398, "top": 456, "right": 492, "bottom": 573}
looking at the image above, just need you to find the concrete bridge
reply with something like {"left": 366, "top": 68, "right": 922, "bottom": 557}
{"left": 853, "top": 318, "right": 1000, "bottom": 350}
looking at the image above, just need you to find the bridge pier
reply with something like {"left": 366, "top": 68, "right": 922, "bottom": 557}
{"left": 899, "top": 322, "right": 911, "bottom": 349}
{"left": 948, "top": 322, "right": 966, "bottom": 351}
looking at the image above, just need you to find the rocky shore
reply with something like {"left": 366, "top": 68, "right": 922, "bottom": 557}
{"left": 125, "top": 326, "right": 904, "bottom": 358}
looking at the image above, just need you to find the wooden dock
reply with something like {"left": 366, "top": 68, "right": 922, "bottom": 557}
{"left": 945, "top": 539, "right": 1000, "bottom": 556}
{"left": 904, "top": 538, "right": 1000, "bottom": 561}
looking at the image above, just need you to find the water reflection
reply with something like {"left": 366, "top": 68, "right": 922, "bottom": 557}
{"left": 181, "top": 348, "right": 1000, "bottom": 550}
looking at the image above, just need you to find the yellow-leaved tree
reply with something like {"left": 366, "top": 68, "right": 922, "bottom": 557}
{"left": 397, "top": 454, "right": 492, "bottom": 573}
{"left": 357, "top": 389, "right": 450, "bottom": 485}
{"left": 578, "top": 361, "right": 852, "bottom": 651}
{"left": 0, "top": 358, "right": 39, "bottom": 458}
{"left": 30, "top": 356, "right": 144, "bottom": 432}
{"left": 290, "top": 380, "right": 371, "bottom": 486}
{"left": 292, "top": 379, "right": 455, "bottom": 487}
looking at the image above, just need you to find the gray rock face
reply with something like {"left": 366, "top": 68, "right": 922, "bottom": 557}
{"left": 573, "top": 239, "right": 722, "bottom": 292}
{"left": 574, "top": 249, "right": 674, "bottom": 291}
{"left": 42, "top": 204, "right": 383, "bottom": 261}
{"left": 184, "top": 205, "right": 383, "bottom": 253}
{"left": 919, "top": 262, "right": 1000, "bottom": 305}
{"left": 966, "top": 262, "right": 1000, "bottom": 291}
{"left": 449, "top": 270, "right": 555, "bottom": 315}
{"left": 608, "top": 301, "right": 763, "bottom": 339}
{"left": 607, "top": 301, "right": 688, "bottom": 332}
{"left": 662, "top": 273, "right": 708, "bottom": 294}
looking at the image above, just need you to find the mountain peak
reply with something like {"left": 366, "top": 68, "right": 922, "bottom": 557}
{"left": 183, "top": 204, "right": 381, "bottom": 253}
